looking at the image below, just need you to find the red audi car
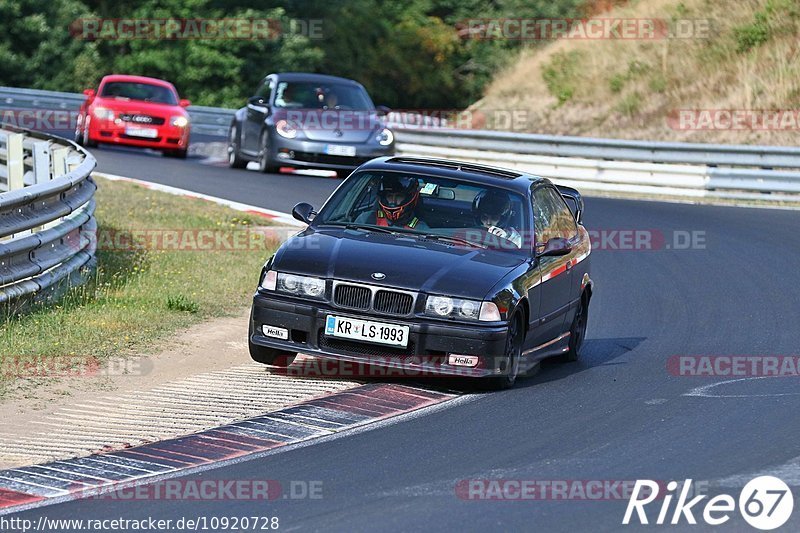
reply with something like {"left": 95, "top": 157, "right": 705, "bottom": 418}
{"left": 75, "top": 74, "right": 191, "bottom": 158}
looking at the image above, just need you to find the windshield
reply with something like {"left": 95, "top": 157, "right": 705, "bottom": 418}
{"left": 274, "top": 81, "right": 373, "bottom": 111}
{"left": 100, "top": 82, "right": 178, "bottom": 105}
{"left": 314, "top": 171, "right": 531, "bottom": 251}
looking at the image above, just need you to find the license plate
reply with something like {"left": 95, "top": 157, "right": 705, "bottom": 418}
{"left": 125, "top": 126, "right": 158, "bottom": 138}
{"left": 325, "top": 315, "right": 409, "bottom": 347}
{"left": 324, "top": 144, "right": 356, "bottom": 157}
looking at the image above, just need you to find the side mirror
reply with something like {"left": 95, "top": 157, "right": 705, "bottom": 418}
{"left": 376, "top": 105, "right": 390, "bottom": 117}
{"left": 247, "top": 96, "right": 269, "bottom": 114}
{"left": 83, "top": 89, "right": 95, "bottom": 98}
{"left": 292, "top": 202, "right": 315, "bottom": 224}
{"left": 179, "top": 98, "right": 191, "bottom": 108}
{"left": 537, "top": 237, "right": 572, "bottom": 257}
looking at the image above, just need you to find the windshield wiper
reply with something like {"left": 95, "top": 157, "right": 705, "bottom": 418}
{"left": 324, "top": 222, "right": 397, "bottom": 234}
{"left": 420, "top": 233, "right": 486, "bottom": 249}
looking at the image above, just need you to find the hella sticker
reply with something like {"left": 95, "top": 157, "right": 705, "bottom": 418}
{"left": 262, "top": 325, "right": 289, "bottom": 340}
{"left": 448, "top": 354, "right": 479, "bottom": 367}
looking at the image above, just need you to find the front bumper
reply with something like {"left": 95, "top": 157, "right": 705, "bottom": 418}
{"left": 89, "top": 121, "right": 190, "bottom": 150}
{"left": 269, "top": 136, "right": 395, "bottom": 170}
{"left": 250, "top": 292, "right": 510, "bottom": 379}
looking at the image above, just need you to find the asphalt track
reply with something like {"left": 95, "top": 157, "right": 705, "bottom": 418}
{"left": 8, "top": 135, "right": 800, "bottom": 531}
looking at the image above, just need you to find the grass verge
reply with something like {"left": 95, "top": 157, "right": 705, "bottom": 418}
{"left": 0, "top": 178, "right": 281, "bottom": 397}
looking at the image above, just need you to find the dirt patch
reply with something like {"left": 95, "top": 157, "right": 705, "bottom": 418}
{"left": 0, "top": 307, "right": 362, "bottom": 469}
{"left": 0, "top": 308, "right": 252, "bottom": 434}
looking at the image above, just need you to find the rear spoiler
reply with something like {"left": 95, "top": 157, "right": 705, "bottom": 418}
{"left": 556, "top": 185, "right": 584, "bottom": 225}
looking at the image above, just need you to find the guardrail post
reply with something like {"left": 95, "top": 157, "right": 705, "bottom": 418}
{"left": 32, "top": 140, "right": 51, "bottom": 184}
{"left": 6, "top": 132, "right": 24, "bottom": 191}
{"left": 51, "top": 147, "right": 68, "bottom": 178}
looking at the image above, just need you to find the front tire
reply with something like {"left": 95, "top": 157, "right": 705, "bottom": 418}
{"left": 481, "top": 312, "right": 523, "bottom": 390}
{"left": 249, "top": 341, "right": 296, "bottom": 367}
{"left": 82, "top": 118, "right": 97, "bottom": 148}
{"left": 74, "top": 117, "right": 84, "bottom": 146}
{"left": 227, "top": 124, "right": 247, "bottom": 169}
{"left": 257, "top": 132, "right": 280, "bottom": 174}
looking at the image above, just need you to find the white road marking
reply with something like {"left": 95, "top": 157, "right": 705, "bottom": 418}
{"left": 684, "top": 376, "right": 800, "bottom": 398}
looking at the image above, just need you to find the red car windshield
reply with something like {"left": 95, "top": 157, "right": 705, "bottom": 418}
{"left": 100, "top": 82, "right": 178, "bottom": 105}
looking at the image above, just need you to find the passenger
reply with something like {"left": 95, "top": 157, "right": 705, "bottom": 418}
{"left": 472, "top": 189, "right": 522, "bottom": 247}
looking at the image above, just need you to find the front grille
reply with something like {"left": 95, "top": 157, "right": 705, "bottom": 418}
{"left": 318, "top": 330, "right": 416, "bottom": 358}
{"left": 120, "top": 134, "right": 162, "bottom": 142}
{"left": 119, "top": 114, "right": 165, "bottom": 125}
{"left": 332, "top": 281, "right": 416, "bottom": 316}
{"left": 292, "top": 151, "right": 372, "bottom": 166}
{"left": 374, "top": 290, "right": 413, "bottom": 315}
{"left": 334, "top": 284, "right": 371, "bottom": 310}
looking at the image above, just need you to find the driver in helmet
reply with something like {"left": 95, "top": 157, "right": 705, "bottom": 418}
{"left": 355, "top": 175, "right": 429, "bottom": 230}
{"left": 472, "top": 189, "right": 522, "bottom": 248}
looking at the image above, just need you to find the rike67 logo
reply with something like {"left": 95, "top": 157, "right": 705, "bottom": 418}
{"left": 623, "top": 477, "right": 794, "bottom": 530}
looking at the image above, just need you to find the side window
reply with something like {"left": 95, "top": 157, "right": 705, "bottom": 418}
{"left": 255, "top": 79, "right": 273, "bottom": 99}
{"left": 533, "top": 186, "right": 578, "bottom": 244}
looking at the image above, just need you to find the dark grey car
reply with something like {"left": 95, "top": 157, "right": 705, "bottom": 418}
{"left": 228, "top": 72, "right": 396, "bottom": 178}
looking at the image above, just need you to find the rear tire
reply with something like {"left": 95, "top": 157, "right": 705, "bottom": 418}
{"left": 479, "top": 312, "right": 523, "bottom": 390}
{"left": 227, "top": 124, "right": 247, "bottom": 169}
{"left": 249, "top": 341, "right": 296, "bottom": 367}
{"left": 560, "top": 294, "right": 588, "bottom": 363}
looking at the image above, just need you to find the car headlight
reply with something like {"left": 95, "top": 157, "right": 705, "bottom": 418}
{"left": 276, "top": 119, "right": 298, "bottom": 139}
{"left": 425, "top": 295, "right": 497, "bottom": 321}
{"left": 171, "top": 115, "right": 189, "bottom": 128}
{"left": 376, "top": 128, "right": 394, "bottom": 146}
{"left": 93, "top": 107, "right": 114, "bottom": 120}
{"left": 260, "top": 270, "right": 277, "bottom": 291}
{"left": 265, "top": 272, "right": 325, "bottom": 298}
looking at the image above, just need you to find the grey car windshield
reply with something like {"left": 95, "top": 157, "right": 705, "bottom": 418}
{"left": 314, "top": 171, "right": 531, "bottom": 251}
{"left": 274, "top": 82, "right": 373, "bottom": 110}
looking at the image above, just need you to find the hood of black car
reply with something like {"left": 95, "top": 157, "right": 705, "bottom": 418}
{"left": 271, "top": 227, "right": 526, "bottom": 299}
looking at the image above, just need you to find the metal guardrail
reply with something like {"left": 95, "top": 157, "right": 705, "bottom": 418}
{"left": 396, "top": 143, "right": 800, "bottom": 202}
{"left": 0, "top": 125, "right": 97, "bottom": 308}
{"left": 0, "top": 86, "right": 233, "bottom": 137}
{"left": 393, "top": 128, "right": 800, "bottom": 169}
{"left": 2, "top": 86, "right": 800, "bottom": 201}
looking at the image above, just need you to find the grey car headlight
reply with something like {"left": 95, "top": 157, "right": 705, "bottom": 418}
{"left": 424, "top": 295, "right": 498, "bottom": 321}
{"left": 376, "top": 128, "right": 394, "bottom": 146}
{"left": 276, "top": 119, "right": 299, "bottom": 139}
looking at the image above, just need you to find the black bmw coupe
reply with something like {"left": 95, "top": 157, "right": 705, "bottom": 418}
{"left": 249, "top": 157, "right": 593, "bottom": 389}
